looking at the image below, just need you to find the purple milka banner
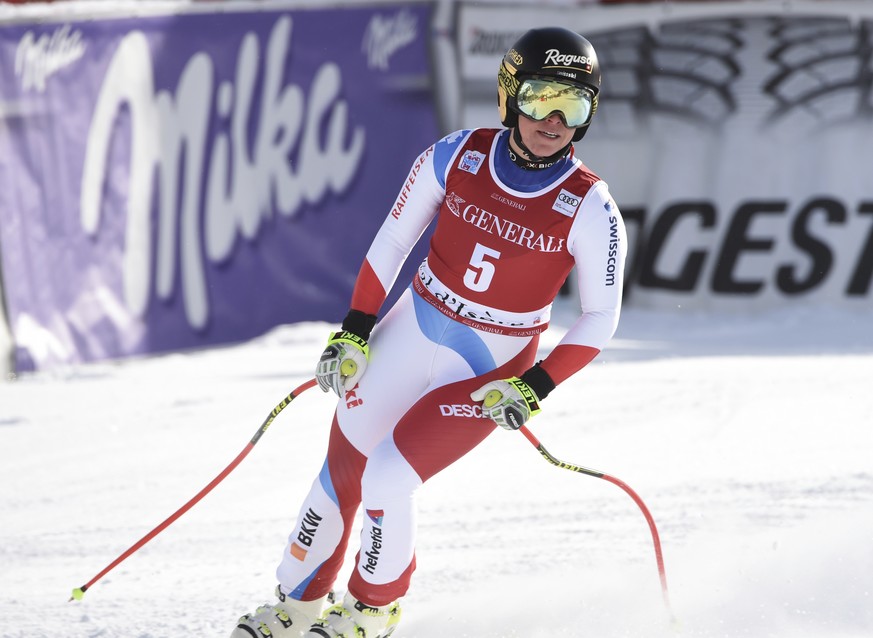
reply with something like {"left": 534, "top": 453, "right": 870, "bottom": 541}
{"left": 0, "top": 4, "right": 439, "bottom": 371}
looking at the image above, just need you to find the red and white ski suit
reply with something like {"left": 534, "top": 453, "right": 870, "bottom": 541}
{"left": 276, "top": 128, "right": 626, "bottom": 606}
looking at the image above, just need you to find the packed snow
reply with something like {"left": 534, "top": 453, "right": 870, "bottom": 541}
{"left": 1, "top": 301, "right": 871, "bottom": 638}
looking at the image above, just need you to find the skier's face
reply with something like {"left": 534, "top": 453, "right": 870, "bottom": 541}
{"left": 515, "top": 113, "right": 575, "bottom": 159}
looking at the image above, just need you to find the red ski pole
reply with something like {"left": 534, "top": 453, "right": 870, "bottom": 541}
{"left": 69, "top": 378, "right": 318, "bottom": 602}
{"left": 518, "top": 425, "right": 676, "bottom": 622}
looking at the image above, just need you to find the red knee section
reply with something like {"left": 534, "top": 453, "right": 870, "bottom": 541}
{"left": 395, "top": 339, "right": 538, "bottom": 482}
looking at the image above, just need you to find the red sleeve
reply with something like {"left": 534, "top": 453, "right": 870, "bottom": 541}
{"left": 538, "top": 343, "right": 600, "bottom": 386}
{"left": 350, "top": 259, "right": 388, "bottom": 317}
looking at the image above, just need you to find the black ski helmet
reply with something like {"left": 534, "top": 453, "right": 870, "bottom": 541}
{"left": 498, "top": 27, "right": 601, "bottom": 142}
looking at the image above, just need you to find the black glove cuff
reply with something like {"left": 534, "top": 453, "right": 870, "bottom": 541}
{"left": 341, "top": 309, "right": 378, "bottom": 341}
{"left": 520, "top": 363, "right": 556, "bottom": 401}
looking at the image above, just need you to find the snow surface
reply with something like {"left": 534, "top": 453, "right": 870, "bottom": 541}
{"left": 1, "top": 301, "right": 872, "bottom": 638}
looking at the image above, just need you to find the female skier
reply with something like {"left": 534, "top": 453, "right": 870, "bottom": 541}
{"left": 232, "top": 25, "right": 626, "bottom": 638}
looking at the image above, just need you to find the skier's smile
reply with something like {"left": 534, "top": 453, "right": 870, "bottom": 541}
{"left": 514, "top": 112, "right": 575, "bottom": 160}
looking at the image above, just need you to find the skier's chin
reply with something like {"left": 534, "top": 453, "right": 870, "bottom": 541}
{"left": 528, "top": 132, "right": 566, "bottom": 156}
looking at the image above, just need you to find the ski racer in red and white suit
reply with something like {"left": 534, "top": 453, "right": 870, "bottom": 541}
{"left": 274, "top": 125, "right": 627, "bottom": 609}
{"left": 228, "top": 27, "right": 629, "bottom": 637}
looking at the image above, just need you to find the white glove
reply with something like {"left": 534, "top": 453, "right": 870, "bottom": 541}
{"left": 470, "top": 377, "right": 542, "bottom": 430}
{"left": 315, "top": 331, "right": 369, "bottom": 396}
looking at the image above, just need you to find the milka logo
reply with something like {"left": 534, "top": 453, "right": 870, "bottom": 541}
{"left": 543, "top": 48, "right": 593, "bottom": 72}
{"left": 80, "top": 17, "right": 365, "bottom": 330}
{"left": 362, "top": 9, "right": 417, "bottom": 70}
{"left": 15, "top": 24, "right": 86, "bottom": 92}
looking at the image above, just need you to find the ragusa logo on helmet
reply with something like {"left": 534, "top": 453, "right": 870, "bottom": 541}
{"left": 544, "top": 48, "right": 593, "bottom": 71}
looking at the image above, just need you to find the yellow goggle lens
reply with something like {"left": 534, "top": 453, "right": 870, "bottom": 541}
{"left": 516, "top": 78, "right": 593, "bottom": 128}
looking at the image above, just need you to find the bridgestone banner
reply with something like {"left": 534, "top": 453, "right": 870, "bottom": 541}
{"left": 458, "top": 1, "right": 873, "bottom": 312}
{"left": 0, "top": 2, "right": 439, "bottom": 370}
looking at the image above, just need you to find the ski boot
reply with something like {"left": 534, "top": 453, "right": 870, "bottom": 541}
{"left": 232, "top": 586, "right": 334, "bottom": 638}
{"left": 304, "top": 592, "right": 401, "bottom": 638}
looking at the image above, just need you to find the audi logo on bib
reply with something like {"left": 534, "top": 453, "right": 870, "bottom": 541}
{"left": 553, "top": 188, "right": 582, "bottom": 217}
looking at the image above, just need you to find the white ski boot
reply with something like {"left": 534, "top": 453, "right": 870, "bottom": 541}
{"left": 232, "top": 586, "right": 334, "bottom": 638}
{"left": 304, "top": 592, "right": 401, "bottom": 638}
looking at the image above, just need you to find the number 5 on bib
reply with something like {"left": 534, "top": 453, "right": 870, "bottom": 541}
{"left": 464, "top": 243, "right": 501, "bottom": 292}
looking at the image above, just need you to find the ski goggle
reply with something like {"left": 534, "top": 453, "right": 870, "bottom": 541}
{"left": 515, "top": 78, "right": 594, "bottom": 128}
